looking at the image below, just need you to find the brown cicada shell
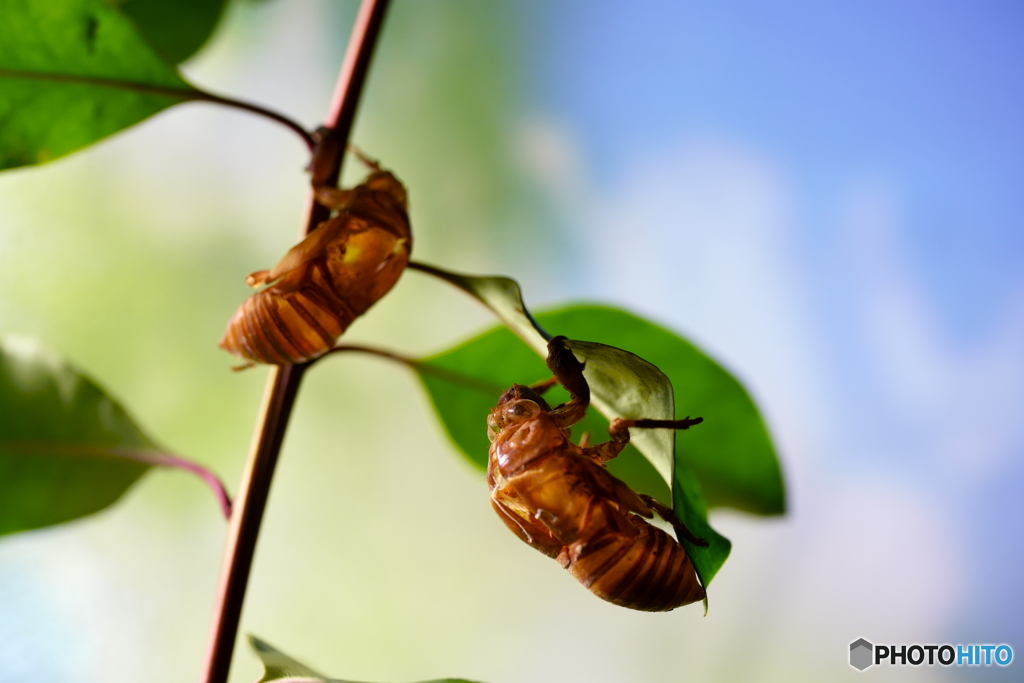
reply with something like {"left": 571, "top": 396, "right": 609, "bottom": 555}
{"left": 219, "top": 158, "right": 411, "bottom": 365}
{"left": 487, "top": 336, "right": 708, "bottom": 611}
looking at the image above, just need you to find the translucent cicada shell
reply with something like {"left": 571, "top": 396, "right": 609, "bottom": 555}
{"left": 220, "top": 166, "right": 410, "bottom": 365}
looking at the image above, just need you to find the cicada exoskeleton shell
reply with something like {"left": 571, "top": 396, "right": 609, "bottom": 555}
{"left": 219, "top": 168, "right": 411, "bottom": 365}
{"left": 486, "top": 340, "right": 707, "bottom": 612}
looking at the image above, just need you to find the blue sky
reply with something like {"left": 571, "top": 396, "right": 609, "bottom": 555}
{"left": 534, "top": 1, "right": 1024, "bottom": 339}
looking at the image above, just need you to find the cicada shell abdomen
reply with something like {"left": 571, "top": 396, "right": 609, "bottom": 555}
{"left": 562, "top": 512, "right": 705, "bottom": 612}
{"left": 219, "top": 170, "right": 411, "bottom": 365}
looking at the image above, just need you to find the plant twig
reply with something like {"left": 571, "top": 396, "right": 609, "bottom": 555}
{"left": 188, "top": 87, "right": 316, "bottom": 151}
{"left": 316, "top": 344, "right": 506, "bottom": 395}
{"left": 199, "top": 1, "right": 391, "bottom": 681}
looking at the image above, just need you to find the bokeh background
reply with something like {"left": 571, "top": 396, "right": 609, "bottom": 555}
{"left": 1, "top": 1, "right": 1021, "bottom": 681}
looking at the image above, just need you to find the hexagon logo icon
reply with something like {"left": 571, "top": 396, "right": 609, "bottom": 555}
{"left": 850, "top": 638, "right": 873, "bottom": 671}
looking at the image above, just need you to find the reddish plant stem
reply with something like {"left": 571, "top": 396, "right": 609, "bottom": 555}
{"left": 199, "top": 1, "right": 390, "bottom": 681}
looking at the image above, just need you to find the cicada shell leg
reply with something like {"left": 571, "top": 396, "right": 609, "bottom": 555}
{"left": 312, "top": 186, "right": 357, "bottom": 211}
{"left": 246, "top": 270, "right": 272, "bottom": 287}
{"left": 545, "top": 336, "right": 589, "bottom": 428}
{"left": 347, "top": 144, "right": 382, "bottom": 171}
{"left": 638, "top": 494, "right": 709, "bottom": 548}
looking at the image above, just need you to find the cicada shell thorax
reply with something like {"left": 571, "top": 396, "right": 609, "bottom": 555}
{"left": 219, "top": 168, "right": 411, "bottom": 365}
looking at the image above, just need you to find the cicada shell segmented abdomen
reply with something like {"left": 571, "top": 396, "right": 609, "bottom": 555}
{"left": 565, "top": 514, "right": 704, "bottom": 612}
{"left": 220, "top": 269, "right": 355, "bottom": 365}
{"left": 219, "top": 168, "right": 411, "bottom": 365}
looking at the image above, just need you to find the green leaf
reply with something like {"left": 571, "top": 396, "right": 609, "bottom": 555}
{"left": 249, "top": 635, "right": 482, "bottom": 683}
{"left": 0, "top": 336, "right": 230, "bottom": 536}
{"left": 113, "top": 0, "right": 230, "bottom": 64}
{"left": 0, "top": 0, "right": 198, "bottom": 170}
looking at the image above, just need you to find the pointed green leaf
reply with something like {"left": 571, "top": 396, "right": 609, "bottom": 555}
{"left": 408, "top": 276, "right": 784, "bottom": 515}
{"left": 249, "top": 635, "right": 482, "bottom": 683}
{"left": 0, "top": 336, "right": 230, "bottom": 536}
{"left": 413, "top": 263, "right": 781, "bottom": 583}
{"left": 0, "top": 0, "right": 199, "bottom": 170}
{"left": 113, "top": 0, "right": 230, "bottom": 64}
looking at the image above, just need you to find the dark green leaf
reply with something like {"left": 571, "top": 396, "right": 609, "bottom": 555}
{"left": 113, "top": 0, "right": 230, "bottom": 64}
{"left": 0, "top": 336, "right": 230, "bottom": 536}
{"left": 249, "top": 635, "right": 483, "bottom": 683}
{"left": 0, "top": 0, "right": 197, "bottom": 170}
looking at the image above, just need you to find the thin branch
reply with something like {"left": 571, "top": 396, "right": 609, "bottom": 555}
{"left": 0, "top": 69, "right": 315, "bottom": 150}
{"left": 138, "top": 451, "right": 234, "bottom": 519}
{"left": 407, "top": 260, "right": 451, "bottom": 279}
{"left": 188, "top": 87, "right": 316, "bottom": 151}
{"left": 314, "top": 343, "right": 419, "bottom": 368}
{"left": 316, "top": 344, "right": 507, "bottom": 395}
{"left": 199, "top": 1, "right": 391, "bottom": 682}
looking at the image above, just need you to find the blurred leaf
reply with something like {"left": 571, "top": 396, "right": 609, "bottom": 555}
{"left": 113, "top": 0, "right": 230, "bottom": 64}
{"left": 249, "top": 635, "right": 482, "bottom": 683}
{"left": 0, "top": 336, "right": 230, "bottom": 536}
{"left": 0, "top": 0, "right": 197, "bottom": 170}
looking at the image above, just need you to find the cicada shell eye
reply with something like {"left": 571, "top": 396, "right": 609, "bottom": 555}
{"left": 503, "top": 399, "right": 540, "bottom": 423}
